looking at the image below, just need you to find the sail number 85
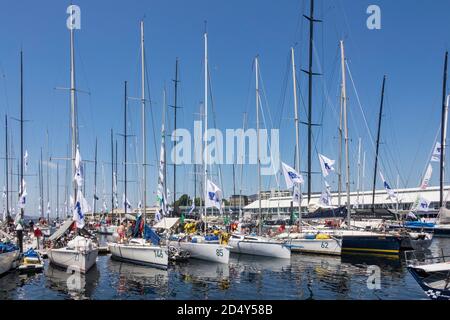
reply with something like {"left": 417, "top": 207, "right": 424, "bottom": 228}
{"left": 216, "top": 249, "right": 224, "bottom": 257}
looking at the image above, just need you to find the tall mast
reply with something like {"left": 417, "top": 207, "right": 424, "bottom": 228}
{"left": 124, "top": 81, "right": 128, "bottom": 218}
{"left": 162, "top": 87, "right": 168, "bottom": 214}
{"left": 172, "top": 59, "right": 179, "bottom": 212}
{"left": 255, "top": 56, "right": 262, "bottom": 235}
{"left": 110, "top": 129, "right": 114, "bottom": 218}
{"left": 46, "top": 129, "right": 50, "bottom": 221}
{"left": 5, "top": 115, "right": 9, "bottom": 219}
{"left": 291, "top": 47, "right": 302, "bottom": 230}
{"left": 356, "top": 138, "right": 362, "bottom": 208}
{"left": 19, "top": 51, "right": 24, "bottom": 219}
{"left": 56, "top": 162, "right": 59, "bottom": 221}
{"left": 239, "top": 113, "right": 247, "bottom": 220}
{"left": 362, "top": 151, "right": 366, "bottom": 208}
{"left": 204, "top": 31, "right": 208, "bottom": 225}
{"left": 340, "top": 40, "right": 351, "bottom": 227}
{"left": 40, "top": 148, "right": 44, "bottom": 217}
{"left": 338, "top": 83, "right": 343, "bottom": 206}
{"left": 140, "top": 20, "right": 147, "bottom": 218}
{"left": 440, "top": 52, "right": 448, "bottom": 208}
{"left": 93, "top": 138, "right": 98, "bottom": 216}
{"left": 70, "top": 20, "right": 77, "bottom": 204}
{"left": 372, "top": 76, "right": 386, "bottom": 208}
{"left": 303, "top": 0, "right": 321, "bottom": 203}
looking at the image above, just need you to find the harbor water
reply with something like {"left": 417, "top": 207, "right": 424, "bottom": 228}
{"left": 1, "top": 237, "right": 449, "bottom": 300}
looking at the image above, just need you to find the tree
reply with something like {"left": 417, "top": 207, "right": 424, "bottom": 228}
{"left": 175, "top": 194, "right": 191, "bottom": 207}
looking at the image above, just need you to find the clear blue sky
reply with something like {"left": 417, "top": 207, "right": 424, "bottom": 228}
{"left": 0, "top": 0, "right": 449, "bottom": 216}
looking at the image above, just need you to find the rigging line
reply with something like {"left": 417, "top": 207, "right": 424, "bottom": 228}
{"left": 345, "top": 60, "right": 376, "bottom": 153}
{"left": 144, "top": 49, "right": 159, "bottom": 169}
{"left": 258, "top": 64, "right": 280, "bottom": 190}
{"left": 207, "top": 60, "right": 225, "bottom": 198}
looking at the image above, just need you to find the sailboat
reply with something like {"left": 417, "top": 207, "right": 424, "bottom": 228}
{"left": 227, "top": 56, "right": 291, "bottom": 259}
{"left": 0, "top": 113, "right": 19, "bottom": 276}
{"left": 47, "top": 9, "right": 98, "bottom": 274}
{"left": 108, "top": 21, "right": 168, "bottom": 269}
{"left": 168, "top": 30, "right": 231, "bottom": 264}
{"left": 403, "top": 53, "right": 450, "bottom": 237}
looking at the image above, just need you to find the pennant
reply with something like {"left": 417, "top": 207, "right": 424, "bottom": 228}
{"left": 122, "top": 193, "right": 132, "bottom": 210}
{"left": 318, "top": 154, "right": 335, "bottom": 177}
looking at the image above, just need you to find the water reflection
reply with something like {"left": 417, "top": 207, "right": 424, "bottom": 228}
{"left": 107, "top": 259, "right": 169, "bottom": 298}
{"left": 45, "top": 264, "right": 100, "bottom": 300}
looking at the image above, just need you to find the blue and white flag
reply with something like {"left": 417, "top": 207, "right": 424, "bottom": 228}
{"left": 73, "top": 190, "right": 87, "bottom": 229}
{"left": 73, "top": 147, "right": 83, "bottom": 188}
{"left": 206, "top": 180, "right": 222, "bottom": 212}
{"left": 415, "top": 197, "right": 430, "bottom": 212}
{"left": 318, "top": 154, "right": 335, "bottom": 178}
{"left": 123, "top": 194, "right": 132, "bottom": 210}
{"left": 420, "top": 164, "right": 433, "bottom": 190}
{"left": 281, "top": 162, "right": 304, "bottom": 189}
{"left": 431, "top": 142, "right": 442, "bottom": 162}
{"left": 24, "top": 150, "right": 29, "bottom": 173}
{"left": 18, "top": 179, "right": 27, "bottom": 209}
{"left": 380, "top": 172, "right": 397, "bottom": 200}
{"left": 292, "top": 184, "right": 301, "bottom": 205}
{"left": 189, "top": 202, "right": 196, "bottom": 215}
{"left": 319, "top": 181, "right": 332, "bottom": 206}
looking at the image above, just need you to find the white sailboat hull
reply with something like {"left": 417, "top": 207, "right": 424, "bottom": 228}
{"left": 108, "top": 242, "right": 168, "bottom": 269}
{"left": 48, "top": 248, "right": 98, "bottom": 274}
{"left": 0, "top": 250, "right": 19, "bottom": 276}
{"left": 228, "top": 236, "right": 291, "bottom": 259}
{"left": 168, "top": 241, "right": 230, "bottom": 264}
{"left": 287, "top": 238, "right": 342, "bottom": 256}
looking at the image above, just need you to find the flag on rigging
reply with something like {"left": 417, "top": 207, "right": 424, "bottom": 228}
{"left": 18, "top": 179, "right": 27, "bottom": 209}
{"left": 123, "top": 194, "right": 132, "bottom": 210}
{"left": 205, "top": 180, "right": 223, "bottom": 212}
{"left": 73, "top": 147, "right": 83, "bottom": 188}
{"left": 319, "top": 181, "right": 332, "bottom": 206}
{"left": 292, "top": 184, "right": 301, "bottom": 205}
{"left": 281, "top": 162, "right": 304, "bottom": 189}
{"left": 73, "top": 190, "right": 89, "bottom": 229}
{"left": 24, "top": 150, "right": 29, "bottom": 173}
{"left": 379, "top": 172, "right": 397, "bottom": 200}
{"left": 420, "top": 164, "right": 433, "bottom": 190}
{"left": 431, "top": 142, "right": 442, "bottom": 162}
{"left": 189, "top": 202, "right": 196, "bottom": 215}
{"left": 318, "top": 154, "right": 335, "bottom": 177}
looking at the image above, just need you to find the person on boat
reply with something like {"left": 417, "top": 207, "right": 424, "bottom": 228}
{"left": 117, "top": 223, "right": 126, "bottom": 242}
{"left": 34, "top": 226, "right": 42, "bottom": 250}
{"left": 277, "top": 224, "right": 286, "bottom": 234}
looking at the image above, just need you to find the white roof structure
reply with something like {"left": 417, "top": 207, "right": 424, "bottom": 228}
{"left": 244, "top": 186, "right": 450, "bottom": 211}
